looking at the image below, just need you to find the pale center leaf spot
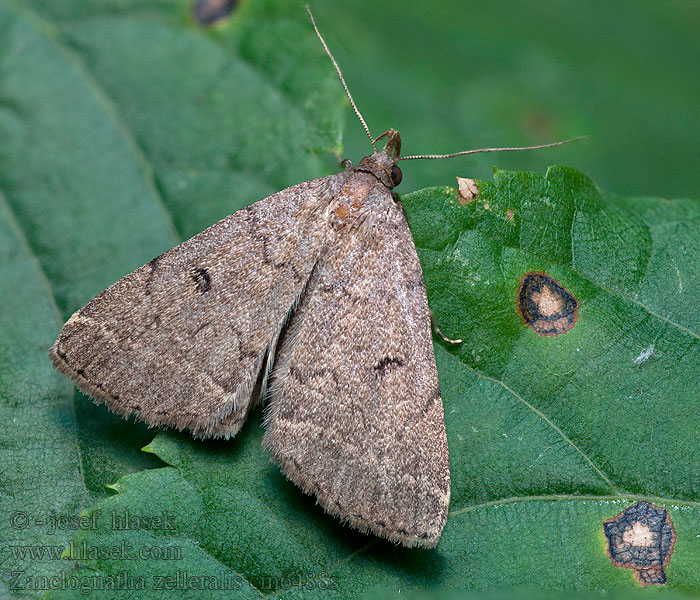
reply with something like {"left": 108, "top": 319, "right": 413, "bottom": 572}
{"left": 622, "top": 521, "right": 656, "bottom": 547}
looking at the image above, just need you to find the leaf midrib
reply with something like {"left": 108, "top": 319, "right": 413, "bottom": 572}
{"left": 436, "top": 344, "right": 618, "bottom": 498}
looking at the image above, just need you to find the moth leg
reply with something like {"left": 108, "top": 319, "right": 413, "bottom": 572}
{"left": 430, "top": 310, "right": 462, "bottom": 345}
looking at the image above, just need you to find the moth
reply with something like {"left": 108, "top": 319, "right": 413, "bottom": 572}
{"left": 49, "top": 8, "right": 577, "bottom": 548}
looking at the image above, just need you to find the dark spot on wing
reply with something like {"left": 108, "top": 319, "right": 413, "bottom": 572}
{"left": 193, "top": 0, "right": 237, "bottom": 25}
{"left": 517, "top": 272, "right": 578, "bottom": 336}
{"left": 192, "top": 267, "right": 211, "bottom": 293}
{"left": 603, "top": 501, "right": 676, "bottom": 586}
{"left": 422, "top": 385, "right": 442, "bottom": 414}
{"left": 374, "top": 356, "right": 405, "bottom": 377}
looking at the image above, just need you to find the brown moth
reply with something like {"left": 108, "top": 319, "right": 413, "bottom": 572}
{"left": 49, "top": 8, "right": 578, "bottom": 548}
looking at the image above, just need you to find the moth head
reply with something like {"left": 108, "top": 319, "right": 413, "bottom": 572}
{"left": 355, "top": 129, "right": 403, "bottom": 190}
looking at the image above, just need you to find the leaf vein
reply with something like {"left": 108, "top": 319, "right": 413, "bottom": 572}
{"left": 437, "top": 345, "right": 618, "bottom": 493}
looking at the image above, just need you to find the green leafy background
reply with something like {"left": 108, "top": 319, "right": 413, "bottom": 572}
{"left": 1, "top": 0, "right": 698, "bottom": 597}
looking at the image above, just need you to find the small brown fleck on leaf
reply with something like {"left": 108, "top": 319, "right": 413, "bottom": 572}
{"left": 517, "top": 272, "right": 578, "bottom": 336}
{"left": 603, "top": 501, "right": 676, "bottom": 586}
{"left": 506, "top": 209, "right": 514, "bottom": 220}
{"left": 456, "top": 177, "right": 478, "bottom": 204}
{"left": 193, "top": 0, "right": 238, "bottom": 25}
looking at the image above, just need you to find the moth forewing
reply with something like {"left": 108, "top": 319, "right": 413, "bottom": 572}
{"left": 262, "top": 164, "right": 449, "bottom": 548}
{"left": 49, "top": 175, "right": 345, "bottom": 438}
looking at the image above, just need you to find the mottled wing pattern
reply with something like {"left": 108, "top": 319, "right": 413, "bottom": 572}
{"left": 263, "top": 195, "right": 450, "bottom": 547}
{"left": 49, "top": 175, "right": 345, "bottom": 438}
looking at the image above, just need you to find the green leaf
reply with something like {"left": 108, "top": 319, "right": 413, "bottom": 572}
{"left": 2, "top": 0, "right": 699, "bottom": 597}
{"left": 406, "top": 167, "right": 700, "bottom": 504}
{"left": 310, "top": 0, "right": 700, "bottom": 201}
{"left": 0, "top": 0, "right": 343, "bottom": 596}
{"left": 0, "top": 0, "right": 342, "bottom": 491}
{"left": 42, "top": 167, "right": 700, "bottom": 598}
{"left": 0, "top": 194, "right": 86, "bottom": 596}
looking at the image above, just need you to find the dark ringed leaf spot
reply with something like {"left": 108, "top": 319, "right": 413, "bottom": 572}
{"left": 193, "top": 0, "right": 238, "bottom": 26}
{"left": 192, "top": 267, "right": 211, "bottom": 293}
{"left": 517, "top": 271, "right": 578, "bottom": 336}
{"left": 603, "top": 501, "right": 676, "bottom": 586}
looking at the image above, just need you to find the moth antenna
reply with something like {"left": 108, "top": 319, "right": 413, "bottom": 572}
{"left": 306, "top": 5, "right": 376, "bottom": 152}
{"left": 399, "top": 135, "right": 588, "bottom": 161}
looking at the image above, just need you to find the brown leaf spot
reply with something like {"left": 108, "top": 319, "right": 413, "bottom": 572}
{"left": 456, "top": 177, "right": 478, "bottom": 204}
{"left": 506, "top": 209, "right": 515, "bottom": 221}
{"left": 517, "top": 272, "right": 578, "bottom": 336}
{"left": 603, "top": 501, "right": 676, "bottom": 586}
{"left": 193, "top": 0, "right": 238, "bottom": 26}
